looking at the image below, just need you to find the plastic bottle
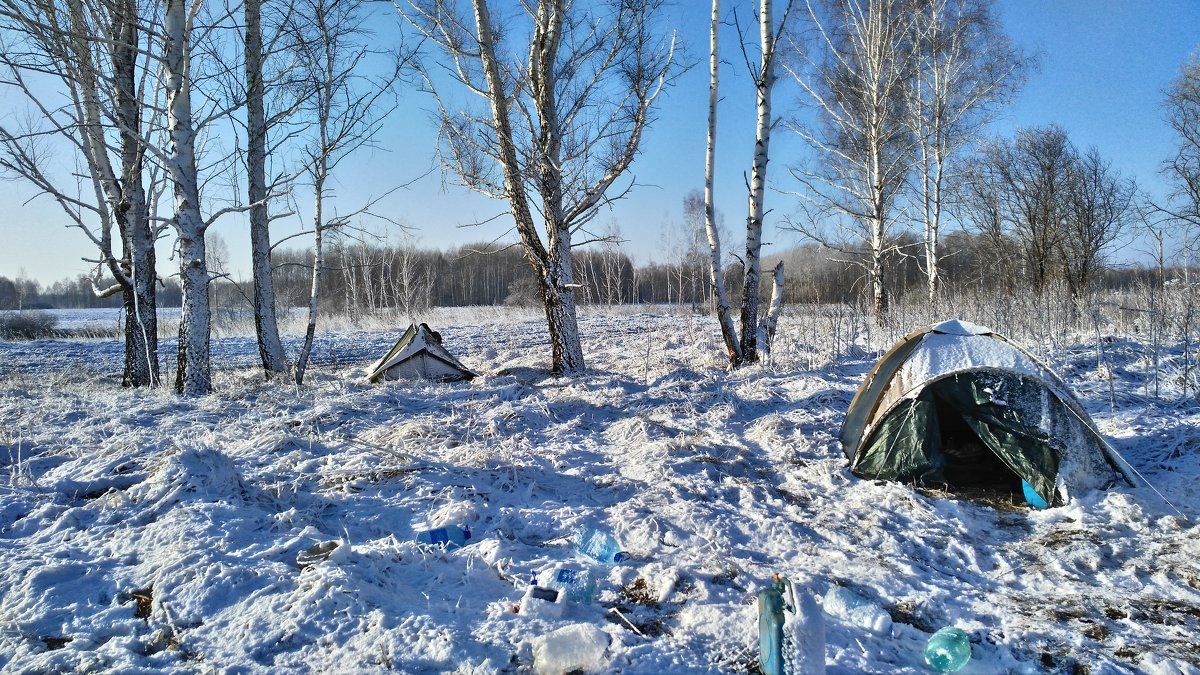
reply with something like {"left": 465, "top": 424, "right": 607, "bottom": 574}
{"left": 758, "top": 575, "right": 792, "bottom": 675}
{"left": 532, "top": 623, "right": 610, "bottom": 675}
{"left": 573, "top": 526, "right": 626, "bottom": 565}
{"left": 758, "top": 575, "right": 825, "bottom": 675}
{"left": 541, "top": 566, "right": 596, "bottom": 604}
{"left": 822, "top": 585, "right": 892, "bottom": 636}
{"left": 924, "top": 626, "right": 971, "bottom": 673}
{"left": 414, "top": 524, "right": 471, "bottom": 550}
{"left": 791, "top": 588, "right": 825, "bottom": 674}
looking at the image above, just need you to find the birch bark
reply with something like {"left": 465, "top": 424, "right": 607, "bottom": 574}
{"left": 164, "top": 0, "right": 212, "bottom": 395}
{"left": 739, "top": 0, "right": 784, "bottom": 363}
{"left": 407, "top": 0, "right": 675, "bottom": 375}
{"left": 704, "top": 0, "right": 743, "bottom": 366}
{"left": 245, "top": 0, "right": 289, "bottom": 376}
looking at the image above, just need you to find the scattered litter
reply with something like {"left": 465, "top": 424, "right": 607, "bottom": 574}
{"left": 822, "top": 584, "right": 892, "bottom": 637}
{"left": 573, "top": 526, "right": 626, "bottom": 565}
{"left": 414, "top": 524, "right": 472, "bottom": 551}
{"left": 1022, "top": 480, "right": 1050, "bottom": 509}
{"left": 758, "top": 574, "right": 825, "bottom": 675}
{"left": 519, "top": 584, "right": 566, "bottom": 619}
{"left": 606, "top": 607, "right": 645, "bottom": 637}
{"left": 792, "top": 585, "right": 825, "bottom": 674}
{"left": 531, "top": 623, "right": 610, "bottom": 675}
{"left": 297, "top": 540, "right": 340, "bottom": 568}
{"left": 541, "top": 566, "right": 596, "bottom": 605}
{"left": 924, "top": 626, "right": 971, "bottom": 673}
{"left": 758, "top": 574, "right": 795, "bottom": 675}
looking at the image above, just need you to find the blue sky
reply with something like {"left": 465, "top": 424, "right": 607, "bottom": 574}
{"left": 1, "top": 0, "right": 1198, "bottom": 285}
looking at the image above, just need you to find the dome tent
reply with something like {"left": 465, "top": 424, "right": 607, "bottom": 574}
{"left": 365, "top": 323, "right": 475, "bottom": 383}
{"left": 840, "top": 320, "right": 1135, "bottom": 506}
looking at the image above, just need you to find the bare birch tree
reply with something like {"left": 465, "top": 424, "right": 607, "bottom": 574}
{"left": 289, "top": 0, "right": 404, "bottom": 385}
{"left": 0, "top": 0, "right": 161, "bottom": 387}
{"left": 1162, "top": 52, "right": 1200, "bottom": 263}
{"left": 703, "top": 0, "right": 792, "bottom": 368}
{"left": 784, "top": 0, "right": 918, "bottom": 324}
{"left": 404, "top": 0, "right": 678, "bottom": 374}
{"left": 737, "top": 0, "right": 792, "bottom": 362}
{"left": 906, "top": 0, "right": 1024, "bottom": 304}
{"left": 244, "top": 0, "right": 289, "bottom": 376}
{"left": 704, "top": 0, "right": 741, "bottom": 363}
{"left": 160, "top": 0, "right": 217, "bottom": 395}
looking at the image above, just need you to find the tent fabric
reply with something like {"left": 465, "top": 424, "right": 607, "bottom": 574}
{"left": 841, "top": 320, "right": 1135, "bottom": 505}
{"left": 365, "top": 323, "right": 475, "bottom": 383}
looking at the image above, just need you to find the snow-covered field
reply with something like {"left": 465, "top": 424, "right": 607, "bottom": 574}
{"left": 1, "top": 308, "right": 1198, "bottom": 674}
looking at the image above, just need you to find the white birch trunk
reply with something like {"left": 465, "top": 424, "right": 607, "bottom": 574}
{"left": 545, "top": 233, "right": 585, "bottom": 373}
{"left": 245, "top": 0, "right": 289, "bottom": 376}
{"left": 411, "top": 0, "right": 671, "bottom": 374}
{"left": 739, "top": 0, "right": 784, "bottom": 364}
{"left": 109, "top": 0, "right": 160, "bottom": 387}
{"left": 471, "top": 0, "right": 585, "bottom": 374}
{"left": 871, "top": 215, "right": 888, "bottom": 324}
{"left": 703, "top": 0, "right": 742, "bottom": 366}
{"left": 119, "top": 138, "right": 160, "bottom": 389}
{"left": 757, "top": 260, "right": 784, "bottom": 355}
{"left": 164, "top": 0, "right": 211, "bottom": 395}
{"left": 294, "top": 14, "right": 334, "bottom": 386}
{"left": 294, "top": 175, "right": 324, "bottom": 386}
{"left": 64, "top": 0, "right": 160, "bottom": 387}
{"left": 925, "top": 168, "right": 941, "bottom": 305}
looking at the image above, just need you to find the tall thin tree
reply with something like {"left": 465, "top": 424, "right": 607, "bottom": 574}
{"left": 289, "top": 0, "right": 403, "bottom": 385}
{"left": 704, "top": 0, "right": 792, "bottom": 368}
{"left": 785, "top": 0, "right": 918, "bottom": 324}
{"left": 704, "top": 0, "right": 741, "bottom": 364}
{"left": 404, "top": 0, "right": 678, "bottom": 375}
{"left": 244, "top": 0, "right": 289, "bottom": 376}
{"left": 738, "top": 0, "right": 792, "bottom": 362}
{"left": 0, "top": 0, "right": 161, "bottom": 387}
{"left": 906, "top": 0, "right": 1024, "bottom": 305}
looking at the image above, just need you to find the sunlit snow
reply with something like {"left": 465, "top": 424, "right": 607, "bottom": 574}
{"left": 1, "top": 308, "right": 1198, "bottom": 674}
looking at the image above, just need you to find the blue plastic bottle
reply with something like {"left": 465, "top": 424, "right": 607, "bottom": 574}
{"left": 573, "top": 526, "right": 626, "bottom": 564}
{"left": 758, "top": 574, "right": 794, "bottom": 675}
{"left": 924, "top": 626, "right": 971, "bottom": 673}
{"left": 542, "top": 567, "right": 596, "bottom": 604}
{"left": 415, "top": 524, "right": 471, "bottom": 550}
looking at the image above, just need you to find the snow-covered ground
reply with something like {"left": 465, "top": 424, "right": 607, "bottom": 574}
{"left": 1, "top": 308, "right": 1198, "bottom": 674}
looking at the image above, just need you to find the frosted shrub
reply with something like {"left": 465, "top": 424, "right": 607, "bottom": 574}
{"left": 0, "top": 310, "right": 57, "bottom": 340}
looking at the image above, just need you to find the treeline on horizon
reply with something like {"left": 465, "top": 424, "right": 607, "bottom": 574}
{"left": 1, "top": 230, "right": 1183, "bottom": 315}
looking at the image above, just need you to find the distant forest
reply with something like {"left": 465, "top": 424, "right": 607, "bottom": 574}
{"left": 0, "top": 231, "right": 1178, "bottom": 315}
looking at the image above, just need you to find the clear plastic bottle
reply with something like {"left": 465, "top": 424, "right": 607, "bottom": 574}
{"left": 573, "top": 526, "right": 626, "bottom": 565}
{"left": 532, "top": 623, "right": 610, "bottom": 675}
{"left": 415, "top": 524, "right": 471, "bottom": 550}
{"left": 792, "top": 588, "right": 825, "bottom": 674}
{"left": 541, "top": 567, "right": 596, "bottom": 604}
{"left": 822, "top": 585, "right": 892, "bottom": 636}
{"left": 924, "top": 626, "right": 971, "bottom": 673}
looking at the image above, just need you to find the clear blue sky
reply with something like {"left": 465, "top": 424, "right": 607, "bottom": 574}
{"left": 1, "top": 0, "right": 1198, "bottom": 285}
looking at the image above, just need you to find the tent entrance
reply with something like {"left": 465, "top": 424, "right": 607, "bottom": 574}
{"left": 851, "top": 371, "right": 1063, "bottom": 506}
{"left": 932, "top": 393, "right": 1022, "bottom": 497}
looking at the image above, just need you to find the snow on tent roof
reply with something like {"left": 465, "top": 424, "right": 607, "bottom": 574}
{"left": 840, "top": 320, "right": 1135, "bottom": 505}
{"left": 365, "top": 323, "right": 475, "bottom": 383}
{"left": 928, "top": 318, "right": 992, "bottom": 336}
